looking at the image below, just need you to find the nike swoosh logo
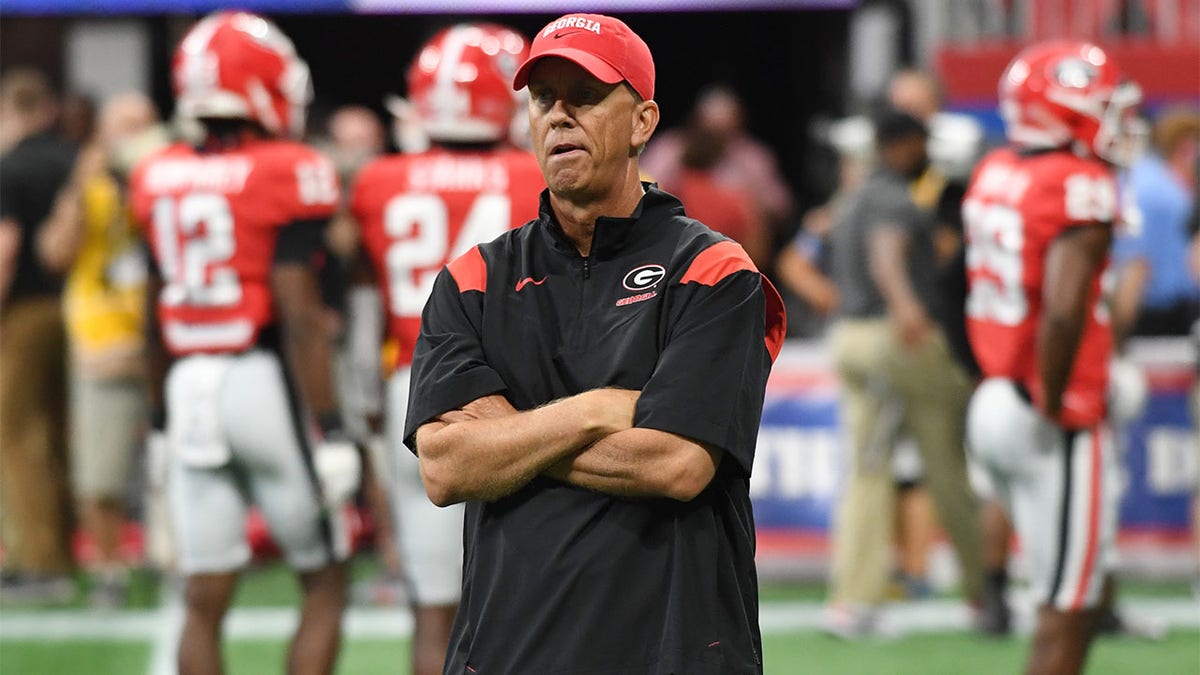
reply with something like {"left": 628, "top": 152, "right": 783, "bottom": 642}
{"left": 553, "top": 30, "right": 584, "bottom": 39}
{"left": 515, "top": 276, "right": 547, "bottom": 292}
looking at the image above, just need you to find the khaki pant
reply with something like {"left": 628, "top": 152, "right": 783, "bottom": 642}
{"left": 828, "top": 318, "right": 982, "bottom": 605}
{"left": 0, "top": 297, "right": 73, "bottom": 574}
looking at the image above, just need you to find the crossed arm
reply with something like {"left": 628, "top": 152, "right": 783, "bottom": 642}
{"left": 413, "top": 390, "right": 722, "bottom": 506}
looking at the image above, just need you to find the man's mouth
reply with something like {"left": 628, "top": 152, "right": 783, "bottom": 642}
{"left": 551, "top": 143, "right": 582, "bottom": 156}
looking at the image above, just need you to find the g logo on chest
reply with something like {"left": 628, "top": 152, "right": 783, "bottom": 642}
{"left": 622, "top": 264, "right": 666, "bottom": 292}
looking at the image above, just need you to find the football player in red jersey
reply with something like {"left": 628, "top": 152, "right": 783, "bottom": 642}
{"left": 128, "top": 12, "right": 357, "bottom": 675}
{"left": 963, "top": 41, "right": 1142, "bottom": 675}
{"left": 348, "top": 22, "right": 543, "bottom": 675}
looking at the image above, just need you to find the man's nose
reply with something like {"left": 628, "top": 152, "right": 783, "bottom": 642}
{"left": 547, "top": 98, "right": 575, "bottom": 128}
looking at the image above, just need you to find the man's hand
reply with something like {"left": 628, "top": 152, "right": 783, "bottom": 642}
{"left": 893, "top": 298, "right": 934, "bottom": 350}
{"left": 579, "top": 388, "right": 640, "bottom": 437}
{"left": 314, "top": 437, "right": 363, "bottom": 507}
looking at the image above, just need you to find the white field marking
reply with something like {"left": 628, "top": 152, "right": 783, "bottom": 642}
{"left": 0, "top": 598, "right": 1196, "bottom": 645}
{"left": 147, "top": 582, "right": 184, "bottom": 675}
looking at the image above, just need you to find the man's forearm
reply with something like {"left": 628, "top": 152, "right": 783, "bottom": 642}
{"left": 545, "top": 427, "right": 721, "bottom": 501}
{"left": 868, "top": 226, "right": 918, "bottom": 311}
{"left": 1037, "top": 309, "right": 1087, "bottom": 420}
{"left": 281, "top": 307, "right": 340, "bottom": 418}
{"left": 416, "top": 389, "right": 635, "bottom": 506}
{"left": 143, "top": 271, "right": 170, "bottom": 425}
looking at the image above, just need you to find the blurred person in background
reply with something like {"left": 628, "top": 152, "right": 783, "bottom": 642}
{"left": 888, "top": 68, "right": 985, "bottom": 603}
{"left": 128, "top": 12, "right": 357, "bottom": 674}
{"left": 59, "top": 91, "right": 97, "bottom": 149}
{"left": 314, "top": 104, "right": 404, "bottom": 608}
{"left": 49, "top": 92, "right": 167, "bottom": 608}
{"left": 326, "top": 105, "right": 387, "bottom": 186}
{"left": 773, "top": 116, "right": 873, "bottom": 333}
{"left": 964, "top": 41, "right": 1143, "bottom": 675}
{"left": 650, "top": 112, "right": 769, "bottom": 270}
{"left": 0, "top": 67, "right": 78, "bottom": 604}
{"left": 642, "top": 84, "right": 794, "bottom": 245}
{"left": 823, "top": 108, "right": 981, "bottom": 638}
{"left": 349, "top": 22, "right": 541, "bottom": 675}
{"left": 1110, "top": 107, "right": 1199, "bottom": 341}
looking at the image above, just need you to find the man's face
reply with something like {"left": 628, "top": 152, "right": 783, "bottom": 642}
{"left": 526, "top": 57, "right": 645, "bottom": 200}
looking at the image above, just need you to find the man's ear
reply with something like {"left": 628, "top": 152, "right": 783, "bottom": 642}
{"left": 632, "top": 99, "right": 660, "bottom": 150}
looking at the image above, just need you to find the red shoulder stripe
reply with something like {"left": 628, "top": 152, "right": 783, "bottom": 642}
{"left": 681, "top": 240, "right": 788, "bottom": 362}
{"left": 679, "top": 240, "right": 756, "bottom": 286}
{"left": 446, "top": 246, "right": 487, "bottom": 293}
{"left": 762, "top": 277, "right": 787, "bottom": 363}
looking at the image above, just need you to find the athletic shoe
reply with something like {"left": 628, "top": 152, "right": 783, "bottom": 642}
{"left": 821, "top": 603, "right": 898, "bottom": 640}
{"left": 0, "top": 571, "right": 76, "bottom": 605}
{"left": 974, "top": 590, "right": 1012, "bottom": 637}
{"left": 88, "top": 568, "right": 130, "bottom": 610}
{"left": 1095, "top": 608, "right": 1168, "bottom": 641}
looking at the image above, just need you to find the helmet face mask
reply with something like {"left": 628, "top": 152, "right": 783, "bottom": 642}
{"left": 172, "top": 11, "right": 311, "bottom": 139}
{"left": 999, "top": 40, "right": 1142, "bottom": 166}
{"left": 405, "top": 23, "right": 531, "bottom": 144}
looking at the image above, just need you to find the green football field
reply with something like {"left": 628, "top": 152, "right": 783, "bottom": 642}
{"left": 2, "top": 559, "right": 1197, "bottom": 674}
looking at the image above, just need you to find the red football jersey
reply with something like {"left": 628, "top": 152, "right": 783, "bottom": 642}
{"left": 351, "top": 146, "right": 543, "bottom": 369}
{"left": 964, "top": 147, "right": 1116, "bottom": 428}
{"left": 129, "top": 139, "right": 339, "bottom": 355}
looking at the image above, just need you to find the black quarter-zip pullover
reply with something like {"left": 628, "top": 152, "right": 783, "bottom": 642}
{"left": 406, "top": 184, "right": 785, "bottom": 675}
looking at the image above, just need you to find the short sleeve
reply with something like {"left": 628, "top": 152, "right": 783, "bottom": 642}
{"left": 862, "top": 179, "right": 919, "bottom": 235}
{"left": 634, "top": 242, "right": 784, "bottom": 476}
{"left": 403, "top": 256, "right": 508, "bottom": 451}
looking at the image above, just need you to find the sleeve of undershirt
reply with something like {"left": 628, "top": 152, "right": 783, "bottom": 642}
{"left": 634, "top": 241, "right": 785, "bottom": 476}
{"left": 403, "top": 249, "right": 507, "bottom": 452}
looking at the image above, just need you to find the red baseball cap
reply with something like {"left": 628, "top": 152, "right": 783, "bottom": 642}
{"left": 511, "top": 14, "right": 655, "bottom": 101}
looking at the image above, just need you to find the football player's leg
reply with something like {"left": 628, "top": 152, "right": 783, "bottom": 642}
{"left": 1018, "top": 427, "right": 1114, "bottom": 675}
{"left": 292, "top": 561, "right": 350, "bottom": 675}
{"left": 178, "top": 571, "right": 238, "bottom": 675}
{"left": 388, "top": 369, "right": 462, "bottom": 675}
{"left": 169, "top": 461, "right": 248, "bottom": 675}
{"left": 968, "top": 378, "right": 1041, "bottom": 635}
{"left": 223, "top": 350, "right": 350, "bottom": 674}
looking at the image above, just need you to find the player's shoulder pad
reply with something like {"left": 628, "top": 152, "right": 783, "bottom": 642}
{"left": 1038, "top": 153, "right": 1118, "bottom": 225}
{"left": 349, "top": 154, "right": 405, "bottom": 199}
{"left": 262, "top": 140, "right": 340, "bottom": 209}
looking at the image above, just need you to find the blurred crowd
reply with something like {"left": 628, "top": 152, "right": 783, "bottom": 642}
{"left": 0, "top": 21, "right": 1197, "bottom": 649}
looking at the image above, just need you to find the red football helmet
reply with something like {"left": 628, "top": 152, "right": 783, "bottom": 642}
{"left": 999, "top": 40, "right": 1142, "bottom": 165}
{"left": 406, "top": 23, "right": 530, "bottom": 143}
{"left": 172, "top": 11, "right": 312, "bottom": 138}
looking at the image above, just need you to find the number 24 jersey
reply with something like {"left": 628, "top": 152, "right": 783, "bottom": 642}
{"left": 963, "top": 147, "right": 1116, "bottom": 429}
{"left": 129, "top": 139, "right": 340, "bottom": 356}
{"left": 351, "top": 146, "right": 544, "bottom": 369}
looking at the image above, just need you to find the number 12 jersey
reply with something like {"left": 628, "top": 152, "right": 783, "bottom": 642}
{"left": 129, "top": 138, "right": 340, "bottom": 356}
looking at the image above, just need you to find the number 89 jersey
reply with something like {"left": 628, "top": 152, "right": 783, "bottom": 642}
{"left": 351, "top": 146, "right": 543, "bottom": 370}
{"left": 963, "top": 147, "right": 1116, "bottom": 429}
{"left": 129, "top": 139, "right": 340, "bottom": 355}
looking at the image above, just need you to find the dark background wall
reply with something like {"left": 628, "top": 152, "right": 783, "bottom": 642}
{"left": 271, "top": 10, "right": 852, "bottom": 226}
{"left": 2, "top": 10, "right": 851, "bottom": 237}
